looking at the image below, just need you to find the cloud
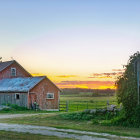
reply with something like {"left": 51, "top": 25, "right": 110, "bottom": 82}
{"left": 112, "top": 69, "right": 124, "bottom": 72}
{"left": 56, "top": 75, "right": 77, "bottom": 78}
{"left": 88, "top": 72, "right": 123, "bottom": 79}
{"left": 31, "top": 73, "right": 45, "bottom": 76}
{"left": 56, "top": 80, "right": 115, "bottom": 89}
{"left": 58, "top": 81, "right": 114, "bottom": 85}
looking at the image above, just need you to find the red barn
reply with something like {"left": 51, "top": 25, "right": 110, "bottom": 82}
{"left": 0, "top": 60, "right": 60, "bottom": 111}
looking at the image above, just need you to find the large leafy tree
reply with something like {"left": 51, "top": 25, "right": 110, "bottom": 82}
{"left": 116, "top": 52, "right": 140, "bottom": 117}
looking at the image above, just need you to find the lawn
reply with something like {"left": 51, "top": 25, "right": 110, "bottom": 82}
{"left": 0, "top": 130, "right": 73, "bottom": 140}
{"left": 0, "top": 109, "right": 57, "bottom": 114}
{"left": 60, "top": 94, "right": 118, "bottom": 112}
{"left": 60, "top": 94, "right": 116, "bottom": 102}
{"left": 0, "top": 94, "right": 117, "bottom": 113}
{"left": 1, "top": 113, "right": 140, "bottom": 138}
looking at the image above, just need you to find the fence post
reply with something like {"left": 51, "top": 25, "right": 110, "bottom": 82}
{"left": 87, "top": 102, "right": 88, "bottom": 109}
{"left": 66, "top": 101, "right": 69, "bottom": 112}
{"left": 77, "top": 104, "right": 79, "bottom": 111}
{"left": 107, "top": 100, "right": 109, "bottom": 108}
{"left": 95, "top": 101, "right": 97, "bottom": 109}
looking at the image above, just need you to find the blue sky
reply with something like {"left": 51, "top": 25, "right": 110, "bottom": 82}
{"left": 0, "top": 0, "right": 140, "bottom": 88}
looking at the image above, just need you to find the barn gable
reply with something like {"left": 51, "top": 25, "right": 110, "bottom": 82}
{"left": 0, "top": 60, "right": 14, "bottom": 72}
{"left": 0, "top": 60, "right": 32, "bottom": 79}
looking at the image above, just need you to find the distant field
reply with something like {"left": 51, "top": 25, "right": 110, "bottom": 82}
{"left": 60, "top": 93, "right": 118, "bottom": 112}
{"left": 60, "top": 94, "right": 116, "bottom": 102}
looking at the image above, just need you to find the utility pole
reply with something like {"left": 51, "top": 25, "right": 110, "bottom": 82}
{"left": 137, "top": 59, "right": 140, "bottom": 105}
{"left": 134, "top": 57, "right": 140, "bottom": 105}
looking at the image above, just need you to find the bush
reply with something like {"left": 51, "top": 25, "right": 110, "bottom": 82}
{"left": 60, "top": 109, "right": 119, "bottom": 121}
{"left": 116, "top": 52, "right": 140, "bottom": 118}
{"left": 1, "top": 108, "right": 11, "bottom": 111}
{"left": 104, "top": 108, "right": 140, "bottom": 127}
{"left": 114, "top": 52, "right": 140, "bottom": 127}
{"left": 10, "top": 104, "right": 28, "bottom": 111}
{"left": 130, "top": 105, "right": 140, "bottom": 127}
{"left": 1, "top": 103, "right": 28, "bottom": 111}
{"left": 60, "top": 112, "right": 94, "bottom": 120}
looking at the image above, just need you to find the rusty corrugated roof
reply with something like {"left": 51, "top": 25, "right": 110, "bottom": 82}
{"left": 0, "top": 76, "right": 45, "bottom": 92}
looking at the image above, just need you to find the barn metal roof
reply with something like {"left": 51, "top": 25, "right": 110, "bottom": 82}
{"left": 0, "top": 60, "right": 14, "bottom": 72}
{"left": 0, "top": 76, "right": 45, "bottom": 93}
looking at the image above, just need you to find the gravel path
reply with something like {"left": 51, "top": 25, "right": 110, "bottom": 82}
{"left": 0, "top": 123, "right": 108, "bottom": 140}
{"left": 0, "top": 123, "right": 139, "bottom": 140}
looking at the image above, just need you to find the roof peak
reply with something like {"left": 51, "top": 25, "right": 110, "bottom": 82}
{"left": 0, "top": 60, "right": 15, "bottom": 72}
{"left": 0, "top": 60, "right": 15, "bottom": 63}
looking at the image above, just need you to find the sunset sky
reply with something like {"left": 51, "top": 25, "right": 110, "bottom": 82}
{"left": 0, "top": 0, "right": 140, "bottom": 89}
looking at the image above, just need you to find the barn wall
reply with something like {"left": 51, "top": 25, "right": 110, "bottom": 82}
{"left": 30, "top": 78, "right": 59, "bottom": 110}
{"left": 0, "top": 62, "right": 31, "bottom": 79}
{"left": 0, "top": 93, "right": 28, "bottom": 107}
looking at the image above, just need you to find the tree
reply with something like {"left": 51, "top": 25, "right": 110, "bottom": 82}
{"left": 115, "top": 52, "right": 140, "bottom": 117}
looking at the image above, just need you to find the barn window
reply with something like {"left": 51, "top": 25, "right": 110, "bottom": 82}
{"left": 11, "top": 68, "right": 16, "bottom": 76}
{"left": 15, "top": 93, "right": 20, "bottom": 100}
{"left": 46, "top": 93, "right": 54, "bottom": 99}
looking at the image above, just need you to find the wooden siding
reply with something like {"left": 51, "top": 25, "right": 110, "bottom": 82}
{"left": 30, "top": 78, "right": 59, "bottom": 110}
{"left": 0, "top": 62, "right": 31, "bottom": 79}
{"left": 0, "top": 93, "right": 28, "bottom": 107}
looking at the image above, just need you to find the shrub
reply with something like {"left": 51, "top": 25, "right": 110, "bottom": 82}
{"left": 116, "top": 52, "right": 140, "bottom": 118}
{"left": 1, "top": 103, "right": 28, "bottom": 111}
{"left": 60, "top": 109, "right": 119, "bottom": 121}
{"left": 10, "top": 104, "right": 28, "bottom": 111}
{"left": 60, "top": 112, "right": 94, "bottom": 120}
{"left": 1, "top": 108, "right": 11, "bottom": 111}
{"left": 115, "top": 52, "right": 140, "bottom": 127}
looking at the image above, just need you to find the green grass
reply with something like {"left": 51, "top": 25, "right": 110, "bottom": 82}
{"left": 0, "top": 109, "right": 59, "bottom": 114}
{"left": 0, "top": 130, "right": 73, "bottom": 140}
{"left": 0, "top": 94, "right": 117, "bottom": 113}
{"left": 1, "top": 113, "right": 140, "bottom": 138}
{"left": 60, "top": 94, "right": 116, "bottom": 101}
{"left": 0, "top": 94, "right": 137, "bottom": 138}
{"left": 60, "top": 94, "right": 118, "bottom": 112}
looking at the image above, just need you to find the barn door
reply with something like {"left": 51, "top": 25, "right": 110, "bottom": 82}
{"left": 30, "top": 93, "right": 37, "bottom": 109}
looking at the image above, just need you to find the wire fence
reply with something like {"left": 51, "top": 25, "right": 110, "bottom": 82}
{"left": 59, "top": 100, "right": 118, "bottom": 112}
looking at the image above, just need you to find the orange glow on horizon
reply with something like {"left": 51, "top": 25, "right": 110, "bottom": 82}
{"left": 56, "top": 84, "right": 115, "bottom": 89}
{"left": 32, "top": 73, "right": 117, "bottom": 89}
{"left": 56, "top": 81, "right": 115, "bottom": 89}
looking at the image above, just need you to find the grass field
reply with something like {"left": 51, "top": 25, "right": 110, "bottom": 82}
{"left": 0, "top": 95, "right": 138, "bottom": 139}
{"left": 60, "top": 94, "right": 116, "bottom": 101}
{"left": 60, "top": 94, "right": 118, "bottom": 112}
{"left": 1, "top": 113, "right": 140, "bottom": 138}
{"left": 0, "top": 109, "right": 55, "bottom": 114}
{"left": 0, "top": 130, "right": 73, "bottom": 140}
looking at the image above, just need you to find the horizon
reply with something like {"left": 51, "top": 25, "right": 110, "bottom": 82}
{"left": 0, "top": 0, "right": 140, "bottom": 89}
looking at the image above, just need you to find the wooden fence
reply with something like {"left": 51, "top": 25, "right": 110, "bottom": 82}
{"left": 59, "top": 100, "right": 118, "bottom": 112}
